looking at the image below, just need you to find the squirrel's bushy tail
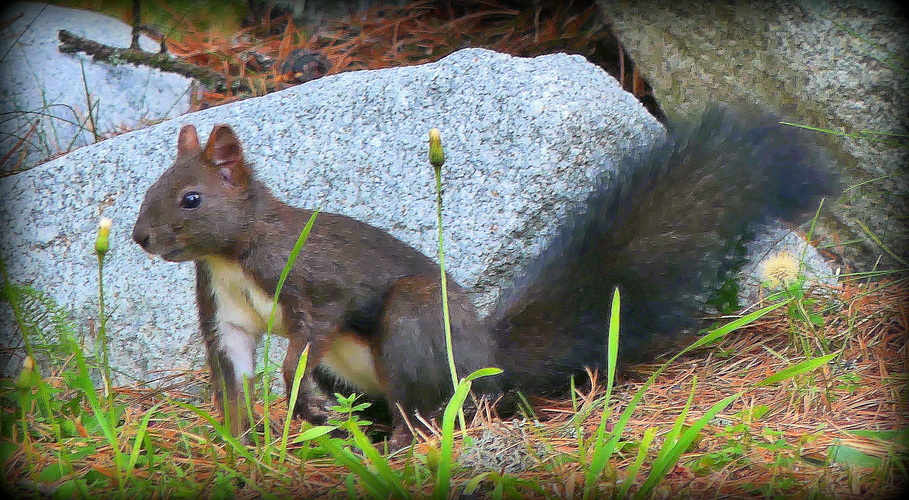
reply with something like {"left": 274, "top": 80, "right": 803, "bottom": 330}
{"left": 491, "top": 105, "right": 839, "bottom": 393}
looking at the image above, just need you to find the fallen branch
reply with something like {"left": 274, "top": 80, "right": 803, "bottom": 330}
{"left": 57, "top": 29, "right": 267, "bottom": 94}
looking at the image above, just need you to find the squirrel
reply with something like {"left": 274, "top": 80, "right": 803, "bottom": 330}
{"left": 131, "top": 105, "right": 839, "bottom": 448}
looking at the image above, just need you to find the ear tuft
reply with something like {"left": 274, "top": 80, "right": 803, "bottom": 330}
{"left": 177, "top": 125, "right": 201, "bottom": 155}
{"left": 203, "top": 125, "right": 249, "bottom": 187}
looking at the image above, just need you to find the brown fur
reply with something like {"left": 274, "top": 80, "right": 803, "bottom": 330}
{"left": 134, "top": 107, "right": 838, "bottom": 449}
{"left": 133, "top": 124, "right": 498, "bottom": 447}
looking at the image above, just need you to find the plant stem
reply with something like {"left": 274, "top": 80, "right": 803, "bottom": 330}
{"left": 97, "top": 253, "right": 112, "bottom": 403}
{"left": 434, "top": 167, "right": 466, "bottom": 434}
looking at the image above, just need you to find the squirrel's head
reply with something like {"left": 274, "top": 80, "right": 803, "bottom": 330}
{"left": 132, "top": 124, "right": 256, "bottom": 262}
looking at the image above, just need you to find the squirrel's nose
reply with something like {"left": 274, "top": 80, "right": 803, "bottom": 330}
{"left": 132, "top": 225, "right": 150, "bottom": 250}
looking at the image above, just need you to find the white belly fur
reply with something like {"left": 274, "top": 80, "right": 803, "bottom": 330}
{"left": 320, "top": 332, "right": 384, "bottom": 396}
{"left": 205, "top": 257, "right": 285, "bottom": 381}
{"left": 206, "top": 257, "right": 286, "bottom": 336}
{"left": 205, "top": 257, "right": 382, "bottom": 395}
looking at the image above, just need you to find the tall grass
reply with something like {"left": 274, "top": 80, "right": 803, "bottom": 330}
{"left": 0, "top": 220, "right": 889, "bottom": 497}
{"left": 0, "top": 167, "right": 886, "bottom": 498}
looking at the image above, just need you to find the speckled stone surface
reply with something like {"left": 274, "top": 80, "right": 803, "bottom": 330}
{"left": 0, "top": 48, "right": 664, "bottom": 384}
{"left": 1, "top": 2, "right": 194, "bottom": 171}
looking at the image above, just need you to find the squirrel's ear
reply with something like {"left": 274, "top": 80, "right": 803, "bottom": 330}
{"left": 177, "top": 125, "right": 200, "bottom": 155}
{"left": 203, "top": 125, "right": 249, "bottom": 188}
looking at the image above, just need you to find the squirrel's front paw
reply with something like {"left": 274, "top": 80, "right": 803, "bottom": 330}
{"left": 289, "top": 392, "right": 331, "bottom": 425}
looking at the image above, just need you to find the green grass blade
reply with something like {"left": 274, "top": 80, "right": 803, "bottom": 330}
{"left": 604, "top": 287, "right": 620, "bottom": 402}
{"left": 680, "top": 299, "right": 790, "bottom": 356}
{"left": 635, "top": 393, "right": 739, "bottom": 499}
{"left": 434, "top": 368, "right": 500, "bottom": 499}
{"left": 435, "top": 377, "right": 474, "bottom": 499}
{"left": 127, "top": 402, "right": 163, "bottom": 477}
{"left": 585, "top": 300, "right": 783, "bottom": 499}
{"left": 173, "top": 401, "right": 271, "bottom": 470}
{"left": 348, "top": 423, "right": 408, "bottom": 497}
{"left": 292, "top": 425, "right": 337, "bottom": 442}
{"left": 261, "top": 210, "right": 319, "bottom": 453}
{"left": 69, "top": 337, "right": 126, "bottom": 491}
{"left": 464, "top": 367, "right": 503, "bottom": 382}
{"left": 267, "top": 210, "right": 320, "bottom": 334}
{"left": 756, "top": 353, "right": 838, "bottom": 386}
{"left": 582, "top": 289, "right": 621, "bottom": 498}
{"left": 463, "top": 472, "right": 492, "bottom": 495}
{"left": 618, "top": 427, "right": 656, "bottom": 498}
{"left": 652, "top": 376, "right": 698, "bottom": 467}
{"left": 316, "top": 435, "right": 392, "bottom": 497}
{"left": 280, "top": 344, "right": 311, "bottom": 462}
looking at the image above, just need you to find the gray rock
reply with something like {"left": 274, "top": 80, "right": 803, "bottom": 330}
{"left": 740, "top": 227, "right": 841, "bottom": 305}
{"left": 600, "top": 0, "right": 908, "bottom": 270}
{"left": 0, "top": 2, "right": 194, "bottom": 172}
{"left": 0, "top": 48, "right": 664, "bottom": 385}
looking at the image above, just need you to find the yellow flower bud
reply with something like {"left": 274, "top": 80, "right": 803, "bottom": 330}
{"left": 95, "top": 217, "right": 112, "bottom": 257}
{"left": 424, "top": 442, "right": 440, "bottom": 470}
{"left": 16, "top": 356, "right": 39, "bottom": 392}
{"left": 428, "top": 128, "right": 445, "bottom": 170}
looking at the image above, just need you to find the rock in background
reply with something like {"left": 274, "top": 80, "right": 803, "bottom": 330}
{"left": 0, "top": 48, "right": 665, "bottom": 385}
{"left": 0, "top": 2, "right": 195, "bottom": 172}
{"left": 600, "top": 0, "right": 908, "bottom": 270}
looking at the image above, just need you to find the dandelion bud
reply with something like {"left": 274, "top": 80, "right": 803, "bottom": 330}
{"left": 95, "top": 217, "right": 113, "bottom": 257}
{"left": 428, "top": 128, "right": 445, "bottom": 171}
{"left": 16, "top": 356, "right": 38, "bottom": 391}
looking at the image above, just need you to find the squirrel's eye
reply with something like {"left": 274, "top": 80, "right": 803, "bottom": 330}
{"left": 181, "top": 191, "right": 202, "bottom": 209}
